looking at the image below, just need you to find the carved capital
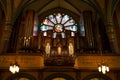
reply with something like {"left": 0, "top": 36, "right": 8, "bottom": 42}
{"left": 3, "top": 22, "right": 13, "bottom": 40}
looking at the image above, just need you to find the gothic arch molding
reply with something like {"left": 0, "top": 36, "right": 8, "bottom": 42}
{"left": 38, "top": 7, "right": 80, "bottom": 23}
{"left": 0, "top": 2, "right": 5, "bottom": 22}
{"left": 0, "top": 0, "right": 6, "bottom": 15}
{"left": 82, "top": 73, "right": 112, "bottom": 80}
{"left": 6, "top": 73, "right": 36, "bottom": 80}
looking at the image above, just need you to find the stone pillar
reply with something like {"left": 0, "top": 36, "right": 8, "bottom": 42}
{"left": 0, "top": 0, "right": 13, "bottom": 53}
{"left": 38, "top": 32, "right": 42, "bottom": 49}
{"left": 0, "top": 71, "right": 3, "bottom": 80}
{"left": 106, "top": 17, "right": 119, "bottom": 53}
{"left": 38, "top": 72, "right": 43, "bottom": 80}
{"left": 116, "top": 72, "right": 120, "bottom": 80}
{"left": 0, "top": 21, "right": 12, "bottom": 53}
{"left": 76, "top": 72, "right": 81, "bottom": 80}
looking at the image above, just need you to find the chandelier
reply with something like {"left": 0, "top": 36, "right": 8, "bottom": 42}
{"left": 97, "top": 34, "right": 110, "bottom": 74}
{"left": 9, "top": 62, "right": 19, "bottom": 74}
{"left": 98, "top": 63, "right": 109, "bottom": 74}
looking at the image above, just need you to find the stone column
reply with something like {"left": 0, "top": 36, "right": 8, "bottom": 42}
{"left": 76, "top": 71, "right": 81, "bottom": 80}
{"left": 116, "top": 72, "right": 120, "bottom": 80}
{"left": 106, "top": 17, "right": 119, "bottom": 53}
{"left": 0, "top": 72, "right": 3, "bottom": 80}
{"left": 0, "top": 21, "right": 12, "bottom": 53}
{"left": 38, "top": 32, "right": 42, "bottom": 49}
{"left": 38, "top": 72, "right": 43, "bottom": 80}
{"left": 0, "top": 0, "right": 13, "bottom": 53}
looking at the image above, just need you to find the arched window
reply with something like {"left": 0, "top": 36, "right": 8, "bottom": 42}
{"left": 6, "top": 73, "right": 36, "bottom": 80}
{"left": 82, "top": 73, "right": 112, "bottom": 80}
{"left": 45, "top": 73, "right": 74, "bottom": 80}
{"left": 41, "top": 12, "right": 77, "bottom": 66}
{"left": 33, "top": 15, "right": 38, "bottom": 36}
{"left": 40, "top": 13, "right": 78, "bottom": 38}
{"left": 80, "top": 14, "right": 85, "bottom": 36}
{"left": 52, "top": 77, "right": 66, "bottom": 80}
{"left": 13, "top": 77, "right": 30, "bottom": 80}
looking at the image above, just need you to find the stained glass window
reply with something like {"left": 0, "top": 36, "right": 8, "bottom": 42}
{"left": 33, "top": 15, "right": 38, "bottom": 36}
{"left": 80, "top": 14, "right": 85, "bottom": 36}
{"left": 33, "top": 24, "right": 38, "bottom": 36}
{"left": 40, "top": 13, "right": 78, "bottom": 38}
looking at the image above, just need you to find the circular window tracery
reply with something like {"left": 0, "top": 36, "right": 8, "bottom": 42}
{"left": 40, "top": 13, "right": 77, "bottom": 38}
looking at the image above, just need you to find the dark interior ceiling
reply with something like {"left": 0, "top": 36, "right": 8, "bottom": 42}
{"left": 0, "top": 0, "right": 120, "bottom": 23}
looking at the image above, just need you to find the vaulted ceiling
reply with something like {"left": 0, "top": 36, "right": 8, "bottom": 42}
{"left": 0, "top": 0, "right": 120, "bottom": 23}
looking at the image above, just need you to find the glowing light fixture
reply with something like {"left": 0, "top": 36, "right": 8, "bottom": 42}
{"left": 98, "top": 63, "right": 109, "bottom": 74}
{"left": 9, "top": 62, "right": 19, "bottom": 74}
{"left": 97, "top": 34, "right": 110, "bottom": 74}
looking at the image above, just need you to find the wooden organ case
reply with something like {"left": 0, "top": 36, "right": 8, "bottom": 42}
{"left": 43, "top": 34, "right": 75, "bottom": 66}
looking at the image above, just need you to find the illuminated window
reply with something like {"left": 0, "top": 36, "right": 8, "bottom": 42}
{"left": 90, "top": 78, "right": 106, "bottom": 80}
{"left": 80, "top": 14, "right": 85, "bottom": 36}
{"left": 33, "top": 14, "right": 38, "bottom": 36}
{"left": 40, "top": 13, "right": 77, "bottom": 38}
{"left": 52, "top": 77, "right": 66, "bottom": 80}
{"left": 13, "top": 77, "right": 29, "bottom": 80}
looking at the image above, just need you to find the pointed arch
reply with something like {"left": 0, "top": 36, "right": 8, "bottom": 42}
{"left": 111, "top": 0, "right": 120, "bottom": 16}
{"left": 0, "top": 0, "right": 6, "bottom": 15}
{"left": 6, "top": 73, "right": 36, "bottom": 80}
